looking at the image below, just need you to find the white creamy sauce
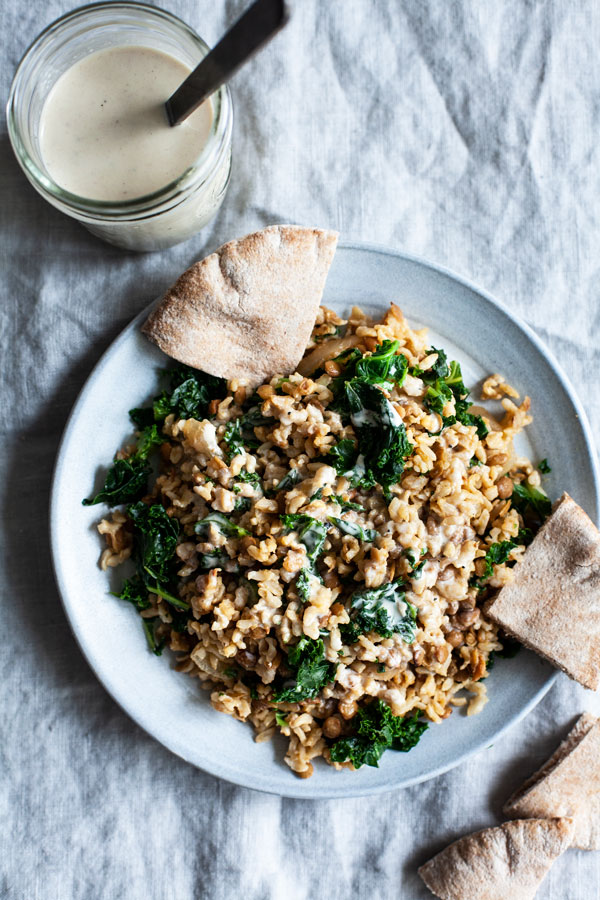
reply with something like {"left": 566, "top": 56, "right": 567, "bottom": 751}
{"left": 351, "top": 398, "right": 403, "bottom": 430}
{"left": 39, "top": 46, "right": 213, "bottom": 201}
{"left": 351, "top": 408, "right": 379, "bottom": 429}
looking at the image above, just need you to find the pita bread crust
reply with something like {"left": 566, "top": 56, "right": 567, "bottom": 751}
{"left": 503, "top": 713, "right": 600, "bottom": 850}
{"left": 485, "top": 492, "right": 600, "bottom": 690}
{"left": 142, "top": 225, "right": 338, "bottom": 389}
{"left": 418, "top": 818, "right": 574, "bottom": 900}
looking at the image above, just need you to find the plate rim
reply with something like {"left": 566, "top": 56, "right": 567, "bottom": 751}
{"left": 49, "top": 240, "right": 599, "bottom": 799}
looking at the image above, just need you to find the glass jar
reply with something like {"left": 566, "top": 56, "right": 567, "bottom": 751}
{"left": 7, "top": 2, "right": 233, "bottom": 252}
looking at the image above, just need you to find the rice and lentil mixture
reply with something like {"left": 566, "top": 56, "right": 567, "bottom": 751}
{"left": 89, "top": 303, "right": 550, "bottom": 778}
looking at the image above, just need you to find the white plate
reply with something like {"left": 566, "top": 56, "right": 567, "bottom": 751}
{"left": 50, "top": 242, "right": 600, "bottom": 799}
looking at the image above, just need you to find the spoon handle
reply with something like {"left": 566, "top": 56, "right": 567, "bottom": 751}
{"left": 166, "top": 0, "right": 289, "bottom": 126}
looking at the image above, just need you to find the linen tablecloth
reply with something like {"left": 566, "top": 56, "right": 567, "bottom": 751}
{"left": 2, "top": 1, "right": 599, "bottom": 897}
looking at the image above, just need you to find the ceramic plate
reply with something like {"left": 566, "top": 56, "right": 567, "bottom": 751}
{"left": 50, "top": 242, "right": 600, "bottom": 799}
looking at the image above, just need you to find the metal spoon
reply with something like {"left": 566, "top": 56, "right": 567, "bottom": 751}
{"left": 165, "top": 0, "right": 290, "bottom": 127}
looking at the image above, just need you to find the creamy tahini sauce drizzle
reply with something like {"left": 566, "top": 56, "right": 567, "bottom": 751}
{"left": 39, "top": 46, "right": 213, "bottom": 202}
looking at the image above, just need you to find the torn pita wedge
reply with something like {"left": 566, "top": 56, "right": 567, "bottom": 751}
{"left": 142, "top": 225, "right": 338, "bottom": 389}
{"left": 504, "top": 713, "right": 600, "bottom": 850}
{"left": 418, "top": 818, "right": 574, "bottom": 900}
{"left": 485, "top": 492, "right": 600, "bottom": 690}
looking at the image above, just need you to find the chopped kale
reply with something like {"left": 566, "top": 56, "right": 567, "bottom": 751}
{"left": 328, "top": 516, "right": 377, "bottom": 542}
{"left": 405, "top": 548, "right": 427, "bottom": 578}
{"left": 135, "top": 424, "right": 163, "bottom": 460}
{"left": 127, "top": 500, "right": 179, "bottom": 582}
{"left": 83, "top": 456, "right": 150, "bottom": 506}
{"left": 113, "top": 568, "right": 172, "bottom": 654}
{"left": 271, "top": 468, "right": 302, "bottom": 493}
{"left": 472, "top": 539, "right": 517, "bottom": 586}
{"left": 421, "top": 347, "right": 449, "bottom": 381}
{"left": 330, "top": 340, "right": 408, "bottom": 396}
{"left": 112, "top": 576, "right": 151, "bottom": 611}
{"left": 129, "top": 406, "right": 155, "bottom": 430}
{"left": 141, "top": 618, "right": 166, "bottom": 656}
{"left": 328, "top": 438, "right": 360, "bottom": 477}
{"left": 112, "top": 569, "right": 184, "bottom": 656}
{"left": 195, "top": 511, "right": 249, "bottom": 539}
{"left": 487, "top": 636, "right": 522, "bottom": 671}
{"left": 538, "top": 458, "right": 552, "bottom": 474}
{"left": 281, "top": 514, "right": 328, "bottom": 603}
{"left": 349, "top": 382, "right": 413, "bottom": 488}
{"left": 236, "top": 470, "right": 262, "bottom": 487}
{"left": 419, "top": 354, "right": 488, "bottom": 439}
{"left": 330, "top": 494, "right": 362, "bottom": 511}
{"left": 340, "top": 581, "right": 417, "bottom": 644}
{"left": 511, "top": 481, "right": 552, "bottom": 525}
{"left": 85, "top": 365, "right": 226, "bottom": 507}
{"left": 470, "top": 529, "right": 531, "bottom": 589}
{"left": 329, "top": 700, "right": 427, "bottom": 768}
{"left": 295, "top": 568, "right": 313, "bottom": 603}
{"left": 162, "top": 365, "right": 227, "bottom": 422}
{"left": 272, "top": 637, "right": 336, "bottom": 702}
{"left": 223, "top": 419, "right": 245, "bottom": 461}
{"left": 469, "top": 457, "right": 483, "bottom": 468}
{"left": 233, "top": 405, "right": 275, "bottom": 450}
{"left": 328, "top": 381, "right": 413, "bottom": 491}
{"left": 314, "top": 324, "right": 345, "bottom": 342}
{"left": 275, "top": 711, "right": 289, "bottom": 728}
{"left": 280, "top": 514, "right": 328, "bottom": 565}
{"left": 83, "top": 421, "right": 164, "bottom": 507}
{"left": 198, "top": 549, "right": 231, "bottom": 570}
{"left": 355, "top": 340, "right": 408, "bottom": 386}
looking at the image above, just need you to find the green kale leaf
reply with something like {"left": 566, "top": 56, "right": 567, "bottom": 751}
{"left": 405, "top": 548, "right": 427, "bottom": 578}
{"left": 280, "top": 514, "right": 328, "bottom": 565}
{"left": 421, "top": 347, "right": 449, "bottom": 381}
{"left": 195, "top": 510, "right": 249, "bottom": 539}
{"left": 470, "top": 529, "right": 531, "bottom": 589}
{"left": 271, "top": 468, "right": 302, "bottom": 493}
{"left": 198, "top": 549, "right": 231, "bottom": 570}
{"left": 331, "top": 381, "right": 413, "bottom": 491}
{"left": 130, "top": 364, "right": 227, "bottom": 428}
{"left": 329, "top": 700, "right": 427, "bottom": 768}
{"left": 113, "top": 576, "right": 151, "bottom": 611}
{"left": 487, "top": 635, "right": 522, "bottom": 671}
{"left": 127, "top": 502, "right": 184, "bottom": 607}
{"left": 420, "top": 355, "right": 489, "bottom": 439}
{"left": 511, "top": 481, "right": 552, "bottom": 524}
{"left": 330, "top": 494, "right": 362, "bottom": 511}
{"left": 223, "top": 419, "right": 245, "bottom": 461}
{"left": 83, "top": 421, "right": 164, "bottom": 507}
{"left": 340, "top": 581, "right": 417, "bottom": 644}
{"left": 140, "top": 618, "right": 167, "bottom": 656}
{"left": 295, "top": 568, "right": 313, "bottom": 603}
{"left": 328, "top": 439, "right": 360, "bottom": 477}
{"left": 272, "top": 637, "right": 336, "bottom": 702}
{"left": 236, "top": 470, "right": 262, "bottom": 487}
{"left": 328, "top": 516, "right": 377, "bottom": 542}
{"left": 83, "top": 457, "right": 150, "bottom": 507}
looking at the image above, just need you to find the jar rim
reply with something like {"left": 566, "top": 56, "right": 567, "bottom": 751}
{"left": 6, "top": 0, "right": 233, "bottom": 217}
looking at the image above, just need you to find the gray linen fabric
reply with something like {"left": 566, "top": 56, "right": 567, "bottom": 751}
{"left": 1, "top": 1, "right": 600, "bottom": 897}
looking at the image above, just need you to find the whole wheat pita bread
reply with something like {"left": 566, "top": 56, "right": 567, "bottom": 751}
{"left": 142, "top": 225, "right": 338, "bottom": 388}
{"left": 485, "top": 492, "right": 600, "bottom": 690}
{"left": 503, "top": 713, "right": 600, "bottom": 850}
{"left": 418, "top": 817, "right": 574, "bottom": 900}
